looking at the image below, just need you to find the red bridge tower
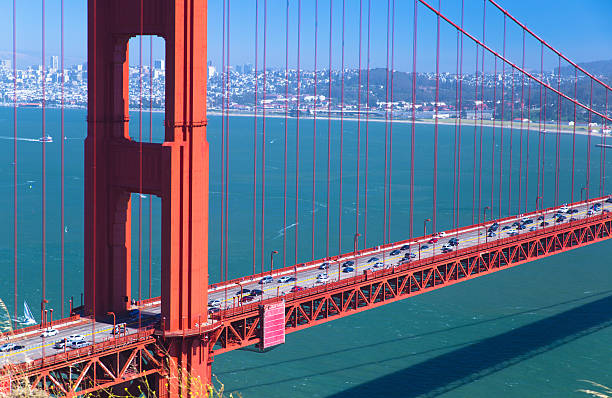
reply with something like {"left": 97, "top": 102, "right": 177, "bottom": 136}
{"left": 85, "top": 0, "right": 210, "bottom": 395}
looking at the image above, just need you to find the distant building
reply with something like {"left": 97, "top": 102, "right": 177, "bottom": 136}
{"left": 154, "top": 59, "right": 165, "bottom": 70}
{"left": 0, "top": 59, "right": 11, "bottom": 70}
{"left": 51, "top": 56, "right": 59, "bottom": 70}
{"left": 243, "top": 63, "right": 253, "bottom": 75}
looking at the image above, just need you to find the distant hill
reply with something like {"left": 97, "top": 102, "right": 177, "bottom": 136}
{"left": 559, "top": 59, "right": 612, "bottom": 79}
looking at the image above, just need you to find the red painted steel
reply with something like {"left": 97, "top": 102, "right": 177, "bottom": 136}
{"left": 262, "top": 300, "right": 286, "bottom": 349}
{"left": 85, "top": 1, "right": 210, "bottom": 396}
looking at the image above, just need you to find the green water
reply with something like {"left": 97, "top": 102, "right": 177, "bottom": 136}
{"left": 0, "top": 107, "right": 610, "bottom": 396}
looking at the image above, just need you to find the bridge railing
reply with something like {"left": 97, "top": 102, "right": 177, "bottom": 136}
{"left": 213, "top": 205, "right": 611, "bottom": 320}
{"left": 0, "top": 315, "right": 83, "bottom": 342}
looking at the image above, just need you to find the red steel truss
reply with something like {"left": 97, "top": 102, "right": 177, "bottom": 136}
{"left": 209, "top": 212, "right": 612, "bottom": 354}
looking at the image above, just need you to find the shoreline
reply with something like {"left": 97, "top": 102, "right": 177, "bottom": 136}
{"left": 1, "top": 103, "right": 607, "bottom": 140}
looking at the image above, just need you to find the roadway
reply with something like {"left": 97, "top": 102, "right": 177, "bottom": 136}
{"left": 1, "top": 196, "right": 610, "bottom": 367}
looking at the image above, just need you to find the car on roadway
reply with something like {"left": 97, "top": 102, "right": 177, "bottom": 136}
{"left": 68, "top": 334, "right": 85, "bottom": 343}
{"left": 529, "top": 226, "right": 537, "bottom": 231}
{"left": 517, "top": 224, "right": 526, "bottom": 230}
{"left": 537, "top": 215, "right": 545, "bottom": 220}
{"left": 53, "top": 339, "right": 67, "bottom": 349}
{"left": 587, "top": 209, "right": 594, "bottom": 216}
{"left": 559, "top": 205, "right": 569, "bottom": 213}
{"left": 368, "top": 257, "right": 379, "bottom": 263}
{"left": 438, "top": 232, "right": 447, "bottom": 237}
{"left": 540, "top": 221, "right": 550, "bottom": 227}
{"left": 420, "top": 244, "right": 430, "bottom": 250}
{"left": 555, "top": 216, "right": 566, "bottom": 223}
{"left": 41, "top": 328, "right": 58, "bottom": 338}
{"left": 208, "top": 307, "right": 220, "bottom": 314}
{"left": 68, "top": 340, "right": 91, "bottom": 350}
{"left": 234, "top": 288, "right": 251, "bottom": 296}
{"left": 568, "top": 208, "right": 580, "bottom": 214}
{"left": 342, "top": 260, "right": 355, "bottom": 267}
{"left": 502, "top": 225, "right": 511, "bottom": 230}
{"left": 428, "top": 237, "right": 439, "bottom": 244}
{"left": 448, "top": 237, "right": 460, "bottom": 246}
{"left": 487, "top": 231, "right": 496, "bottom": 237}
{"left": 240, "top": 295, "right": 254, "bottom": 303}
{"left": 522, "top": 219, "right": 534, "bottom": 225}
{"left": 208, "top": 299, "right": 221, "bottom": 307}
{"left": 405, "top": 252, "right": 417, "bottom": 258}
{"left": 259, "top": 276, "right": 274, "bottom": 284}
{"left": 372, "top": 262, "right": 384, "bottom": 270}
{"left": 318, "top": 262, "right": 330, "bottom": 270}
{"left": 400, "top": 245, "right": 411, "bottom": 251}
{"left": 250, "top": 289, "right": 264, "bottom": 296}
{"left": 505, "top": 228, "right": 517, "bottom": 235}
{"left": 316, "top": 273, "right": 330, "bottom": 282}
{"left": 290, "top": 286, "right": 305, "bottom": 293}
{"left": 606, "top": 197, "right": 612, "bottom": 204}
{"left": 0, "top": 343, "right": 23, "bottom": 352}
{"left": 343, "top": 267, "right": 355, "bottom": 273}
{"left": 277, "top": 276, "right": 296, "bottom": 283}
{"left": 112, "top": 323, "right": 127, "bottom": 335}
{"left": 390, "top": 250, "right": 401, "bottom": 256}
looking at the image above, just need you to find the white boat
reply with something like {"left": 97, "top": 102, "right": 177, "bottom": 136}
{"left": 12, "top": 300, "right": 37, "bottom": 326}
{"left": 37, "top": 135, "right": 53, "bottom": 143}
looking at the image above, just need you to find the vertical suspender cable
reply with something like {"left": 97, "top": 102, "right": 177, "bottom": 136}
{"left": 490, "top": 57, "right": 497, "bottom": 218}
{"left": 221, "top": 0, "right": 226, "bottom": 279}
{"left": 452, "top": 30, "right": 459, "bottom": 228}
{"left": 518, "top": 30, "right": 525, "bottom": 214}
{"left": 508, "top": 66, "right": 514, "bottom": 215}
{"left": 383, "top": 0, "right": 390, "bottom": 244}
{"left": 525, "top": 76, "right": 532, "bottom": 211}
{"left": 13, "top": 0, "right": 18, "bottom": 327}
{"left": 555, "top": 56, "right": 561, "bottom": 206}
{"left": 92, "top": 0, "right": 97, "bottom": 342}
{"left": 148, "top": 37, "right": 153, "bottom": 298}
{"left": 355, "top": 0, "right": 362, "bottom": 245}
{"left": 387, "top": 0, "right": 395, "bottom": 243}
{"left": 282, "top": 0, "right": 288, "bottom": 267}
{"left": 60, "top": 0, "right": 65, "bottom": 317}
{"left": 541, "top": 51, "right": 547, "bottom": 202}
{"left": 571, "top": 69, "right": 577, "bottom": 203}
{"left": 603, "top": 90, "right": 608, "bottom": 195}
{"left": 478, "top": 0, "right": 486, "bottom": 223}
{"left": 338, "top": 0, "right": 344, "bottom": 254}
{"left": 456, "top": 1, "right": 464, "bottom": 227}
{"left": 326, "top": 0, "right": 333, "bottom": 258}
{"left": 312, "top": 0, "right": 318, "bottom": 260}
{"left": 225, "top": 0, "right": 231, "bottom": 281}
{"left": 600, "top": 87, "right": 605, "bottom": 196}
{"left": 472, "top": 44, "right": 479, "bottom": 224}
{"left": 261, "top": 0, "right": 267, "bottom": 272}
{"left": 364, "top": 0, "right": 371, "bottom": 248}
{"left": 138, "top": 0, "right": 143, "bottom": 314}
{"left": 498, "top": 16, "right": 505, "bottom": 218}
{"left": 433, "top": 0, "right": 440, "bottom": 232}
{"left": 42, "top": 0, "right": 47, "bottom": 318}
{"left": 253, "top": 0, "right": 259, "bottom": 274}
{"left": 586, "top": 79, "right": 593, "bottom": 200}
{"left": 296, "top": 0, "right": 302, "bottom": 264}
{"left": 409, "top": 0, "right": 418, "bottom": 239}
{"left": 536, "top": 44, "right": 542, "bottom": 208}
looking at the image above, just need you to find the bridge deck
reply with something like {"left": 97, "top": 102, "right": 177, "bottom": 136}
{"left": 1, "top": 196, "right": 611, "bottom": 370}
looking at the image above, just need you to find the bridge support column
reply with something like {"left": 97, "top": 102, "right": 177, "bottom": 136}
{"left": 86, "top": 0, "right": 210, "bottom": 395}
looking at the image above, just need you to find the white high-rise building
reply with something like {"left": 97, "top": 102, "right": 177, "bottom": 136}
{"left": 154, "top": 59, "right": 165, "bottom": 70}
{"left": 51, "top": 56, "right": 59, "bottom": 70}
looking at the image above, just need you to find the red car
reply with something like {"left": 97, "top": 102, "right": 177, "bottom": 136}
{"left": 290, "top": 285, "right": 305, "bottom": 293}
{"left": 428, "top": 237, "right": 439, "bottom": 244}
{"left": 240, "top": 295, "right": 254, "bottom": 303}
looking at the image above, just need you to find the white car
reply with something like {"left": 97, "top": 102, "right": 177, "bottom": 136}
{"left": 372, "top": 262, "right": 384, "bottom": 270}
{"left": 0, "top": 343, "right": 16, "bottom": 352}
{"left": 41, "top": 328, "right": 58, "bottom": 338}
{"left": 69, "top": 340, "right": 91, "bottom": 349}
{"left": 316, "top": 273, "right": 330, "bottom": 282}
{"left": 208, "top": 299, "right": 221, "bottom": 307}
{"left": 68, "top": 334, "right": 85, "bottom": 343}
{"left": 438, "top": 232, "right": 447, "bottom": 237}
{"left": 559, "top": 205, "right": 569, "bottom": 213}
{"left": 277, "top": 276, "right": 292, "bottom": 283}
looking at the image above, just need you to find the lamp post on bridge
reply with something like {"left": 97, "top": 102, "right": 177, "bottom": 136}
{"left": 236, "top": 282, "right": 243, "bottom": 307}
{"left": 420, "top": 219, "right": 431, "bottom": 262}
{"left": 41, "top": 299, "right": 48, "bottom": 328}
{"left": 107, "top": 311, "right": 116, "bottom": 339}
{"left": 270, "top": 250, "right": 279, "bottom": 275}
{"left": 483, "top": 206, "right": 490, "bottom": 244}
{"left": 353, "top": 233, "right": 361, "bottom": 277}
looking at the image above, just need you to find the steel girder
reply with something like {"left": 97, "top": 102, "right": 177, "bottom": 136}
{"left": 210, "top": 214, "right": 612, "bottom": 353}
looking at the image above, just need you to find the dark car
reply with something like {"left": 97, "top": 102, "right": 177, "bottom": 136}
{"left": 234, "top": 288, "right": 251, "bottom": 296}
{"left": 517, "top": 224, "right": 526, "bottom": 230}
{"left": 448, "top": 238, "right": 459, "bottom": 246}
{"left": 511, "top": 222, "right": 520, "bottom": 227}
{"left": 568, "top": 209, "right": 580, "bottom": 214}
{"left": 342, "top": 260, "right": 355, "bottom": 267}
{"left": 390, "top": 250, "right": 401, "bottom": 256}
{"left": 400, "top": 245, "right": 411, "bottom": 251}
{"left": 540, "top": 221, "right": 550, "bottom": 227}
{"left": 290, "top": 286, "right": 305, "bottom": 293}
{"left": 240, "top": 295, "right": 254, "bottom": 303}
{"left": 502, "top": 225, "right": 511, "bottom": 230}
{"left": 343, "top": 267, "right": 355, "bottom": 273}
{"left": 606, "top": 197, "right": 612, "bottom": 204}
{"left": 420, "top": 245, "right": 429, "bottom": 250}
{"left": 522, "top": 219, "right": 534, "bottom": 224}
{"left": 250, "top": 289, "right": 264, "bottom": 296}
{"left": 318, "top": 262, "right": 330, "bottom": 270}
{"left": 208, "top": 307, "right": 220, "bottom": 314}
{"left": 368, "top": 257, "right": 379, "bottom": 263}
{"left": 537, "top": 215, "right": 545, "bottom": 220}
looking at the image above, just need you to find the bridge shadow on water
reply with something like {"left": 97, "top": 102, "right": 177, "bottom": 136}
{"left": 223, "top": 292, "right": 612, "bottom": 396}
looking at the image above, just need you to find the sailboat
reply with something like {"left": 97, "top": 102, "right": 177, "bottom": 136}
{"left": 12, "top": 301, "right": 37, "bottom": 326}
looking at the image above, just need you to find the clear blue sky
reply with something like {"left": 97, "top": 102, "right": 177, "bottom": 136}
{"left": 0, "top": 0, "right": 610, "bottom": 73}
